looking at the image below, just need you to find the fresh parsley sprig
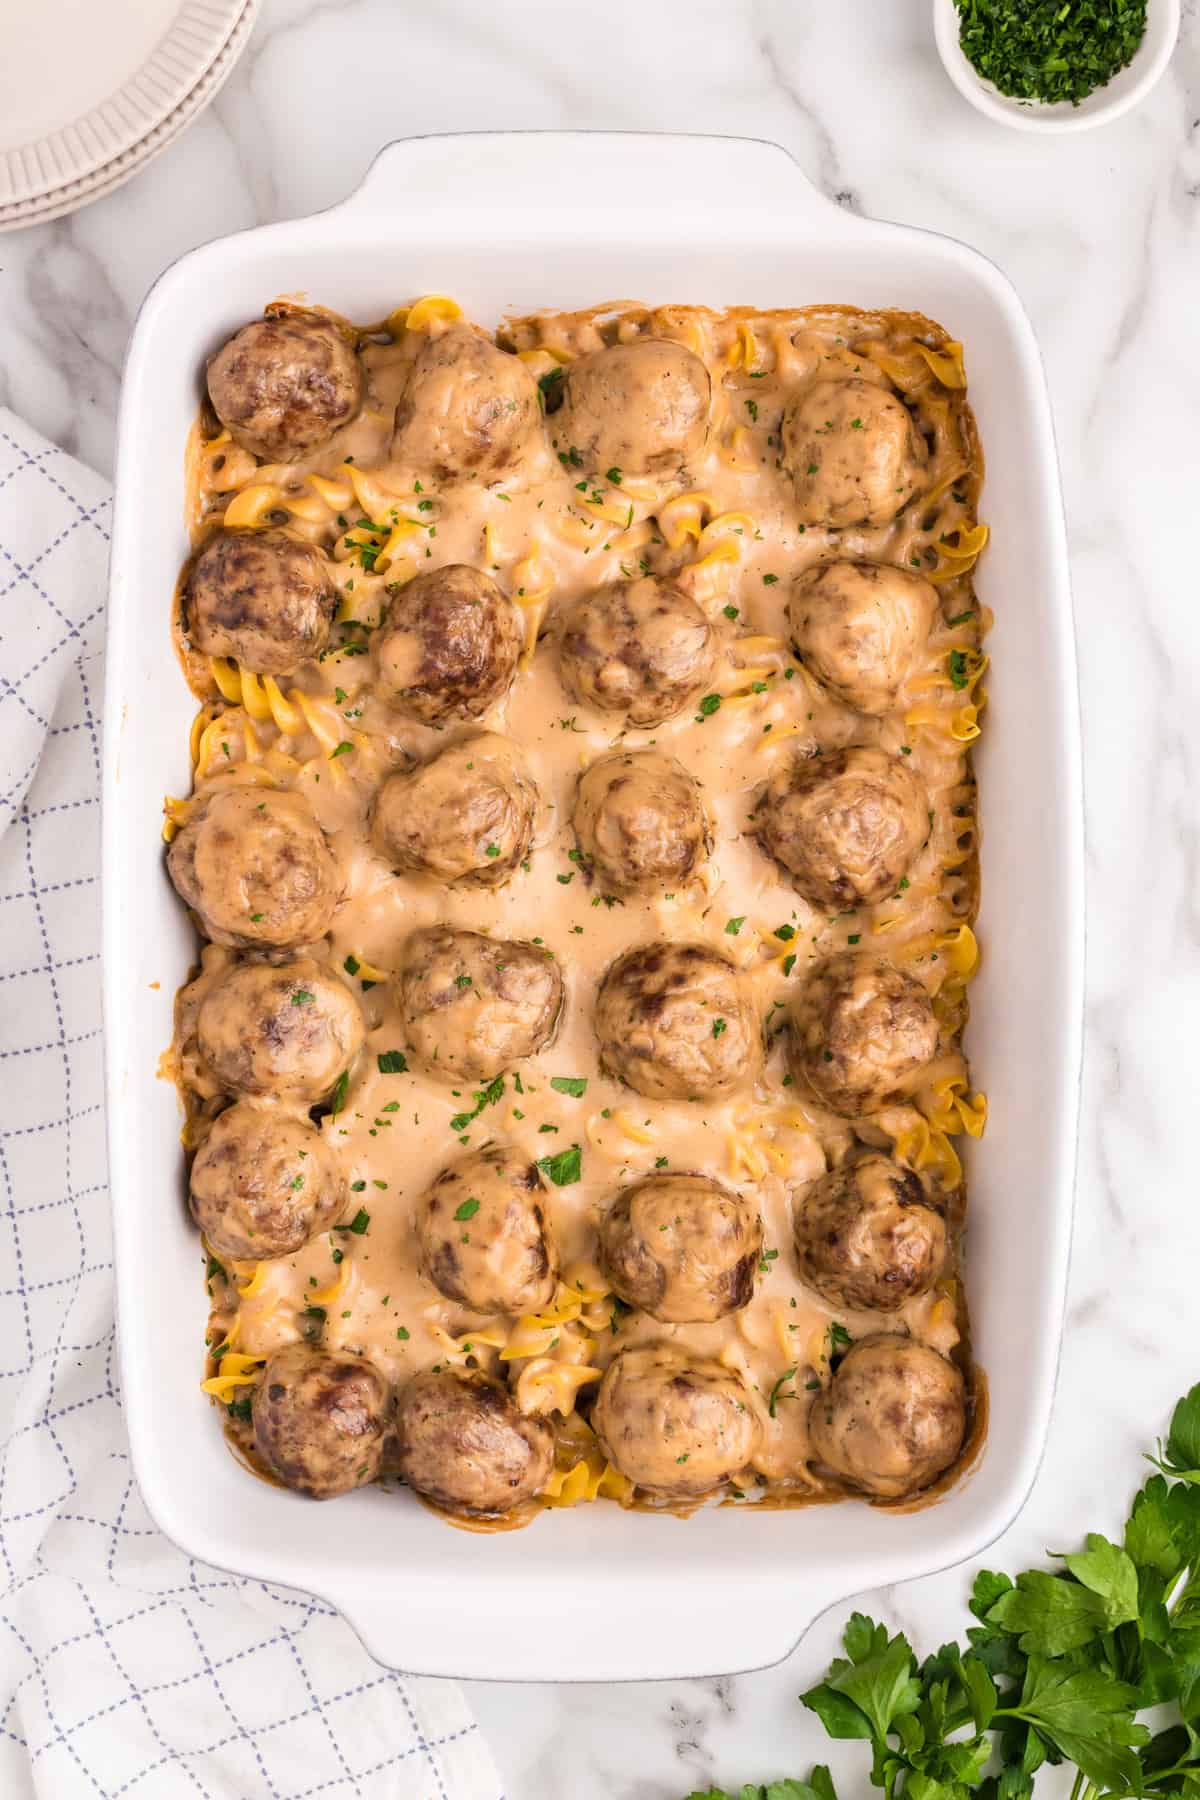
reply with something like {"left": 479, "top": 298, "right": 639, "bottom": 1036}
{"left": 684, "top": 1382, "right": 1200, "bottom": 1800}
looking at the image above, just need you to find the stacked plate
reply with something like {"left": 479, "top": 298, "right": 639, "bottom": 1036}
{"left": 0, "top": 0, "right": 258, "bottom": 232}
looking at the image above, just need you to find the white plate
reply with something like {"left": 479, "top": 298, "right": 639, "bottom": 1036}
{"left": 104, "top": 132, "right": 1084, "bottom": 1682}
{"left": 0, "top": 0, "right": 256, "bottom": 229}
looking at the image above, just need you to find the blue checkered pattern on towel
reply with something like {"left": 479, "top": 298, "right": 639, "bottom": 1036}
{"left": 0, "top": 412, "right": 504, "bottom": 1800}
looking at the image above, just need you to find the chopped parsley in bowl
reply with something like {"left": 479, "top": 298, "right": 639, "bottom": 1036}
{"left": 933, "top": 0, "right": 1179, "bottom": 131}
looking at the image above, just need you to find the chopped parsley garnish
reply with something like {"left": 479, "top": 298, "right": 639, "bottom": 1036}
{"left": 537, "top": 1143, "right": 582, "bottom": 1186}
{"left": 538, "top": 367, "right": 564, "bottom": 407}
{"left": 696, "top": 693, "right": 722, "bottom": 719}
{"left": 328, "top": 1070, "right": 349, "bottom": 1115}
{"left": 712, "top": 1017, "right": 728, "bottom": 1038}
{"left": 949, "top": 649, "right": 970, "bottom": 689}
{"left": 454, "top": 1198, "right": 481, "bottom": 1222}
{"left": 768, "top": 1366, "right": 798, "bottom": 1418}
{"left": 449, "top": 1074, "right": 505, "bottom": 1134}
{"left": 290, "top": 989, "right": 314, "bottom": 1006}
{"left": 329, "top": 741, "right": 353, "bottom": 759}
{"left": 550, "top": 1076, "right": 588, "bottom": 1098}
{"left": 725, "top": 916, "right": 746, "bottom": 936}
{"left": 343, "top": 954, "right": 360, "bottom": 976}
{"left": 377, "top": 1050, "right": 408, "bottom": 1074}
{"left": 339, "top": 1208, "right": 370, "bottom": 1235}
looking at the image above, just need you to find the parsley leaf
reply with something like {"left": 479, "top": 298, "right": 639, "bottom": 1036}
{"left": 537, "top": 1143, "right": 582, "bottom": 1186}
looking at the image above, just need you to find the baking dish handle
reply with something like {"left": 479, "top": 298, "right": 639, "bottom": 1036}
{"left": 321, "top": 1559, "right": 861, "bottom": 1683}
{"left": 337, "top": 130, "right": 852, "bottom": 234}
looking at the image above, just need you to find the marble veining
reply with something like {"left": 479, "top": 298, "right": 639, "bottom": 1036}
{"left": 2, "top": 0, "right": 1197, "bottom": 1793}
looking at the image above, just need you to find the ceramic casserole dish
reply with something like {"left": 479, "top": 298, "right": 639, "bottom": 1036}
{"left": 103, "top": 131, "right": 1083, "bottom": 1681}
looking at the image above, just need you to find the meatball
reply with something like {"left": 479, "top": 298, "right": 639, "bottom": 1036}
{"left": 184, "top": 529, "right": 337, "bottom": 676}
{"left": 195, "top": 957, "right": 364, "bottom": 1104}
{"left": 592, "top": 1346, "right": 761, "bottom": 1499}
{"left": 167, "top": 786, "right": 339, "bottom": 951}
{"left": 758, "top": 746, "right": 928, "bottom": 909}
{"left": 207, "top": 312, "right": 364, "bottom": 462}
{"left": 788, "top": 559, "right": 937, "bottom": 716}
{"left": 793, "top": 1155, "right": 947, "bottom": 1312}
{"left": 789, "top": 952, "right": 939, "bottom": 1117}
{"left": 372, "top": 732, "right": 536, "bottom": 887}
{"left": 416, "top": 1142, "right": 558, "bottom": 1316}
{"left": 809, "top": 1334, "right": 966, "bottom": 1498}
{"left": 572, "top": 751, "right": 709, "bottom": 894}
{"left": 189, "top": 1102, "right": 344, "bottom": 1261}
{"left": 374, "top": 563, "right": 522, "bottom": 724}
{"left": 390, "top": 324, "right": 539, "bottom": 484}
{"left": 558, "top": 576, "right": 716, "bottom": 728}
{"left": 595, "top": 943, "right": 761, "bottom": 1102}
{"left": 396, "top": 927, "right": 563, "bottom": 1083}
{"left": 599, "top": 1172, "right": 762, "bottom": 1324}
{"left": 555, "top": 338, "right": 711, "bottom": 481}
{"left": 394, "top": 1368, "right": 554, "bottom": 1515}
{"left": 252, "top": 1343, "right": 390, "bottom": 1499}
{"left": 782, "top": 378, "right": 929, "bottom": 529}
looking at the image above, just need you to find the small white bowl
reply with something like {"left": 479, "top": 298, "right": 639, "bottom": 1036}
{"left": 933, "top": 0, "right": 1179, "bottom": 132}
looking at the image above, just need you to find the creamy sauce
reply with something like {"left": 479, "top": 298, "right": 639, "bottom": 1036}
{"left": 173, "top": 299, "right": 985, "bottom": 1510}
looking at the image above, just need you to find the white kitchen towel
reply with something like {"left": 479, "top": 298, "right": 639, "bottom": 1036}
{"left": 0, "top": 409, "right": 505, "bottom": 1800}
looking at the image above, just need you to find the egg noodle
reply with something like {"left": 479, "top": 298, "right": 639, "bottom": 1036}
{"left": 170, "top": 295, "right": 987, "bottom": 1517}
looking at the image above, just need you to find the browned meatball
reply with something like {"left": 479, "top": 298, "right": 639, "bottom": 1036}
{"left": 595, "top": 943, "right": 760, "bottom": 1102}
{"left": 789, "top": 953, "right": 939, "bottom": 1117}
{"left": 396, "top": 927, "right": 563, "bottom": 1083}
{"left": 793, "top": 1155, "right": 947, "bottom": 1311}
{"left": 416, "top": 1142, "right": 558, "bottom": 1316}
{"left": 184, "top": 530, "right": 337, "bottom": 676}
{"left": 167, "top": 786, "right": 339, "bottom": 951}
{"left": 758, "top": 746, "right": 929, "bottom": 909}
{"left": 782, "top": 378, "right": 929, "bottom": 529}
{"left": 391, "top": 324, "right": 540, "bottom": 484}
{"left": 599, "top": 1172, "right": 762, "bottom": 1324}
{"left": 195, "top": 957, "right": 364, "bottom": 1104}
{"left": 788, "top": 559, "right": 936, "bottom": 715}
{"left": 572, "top": 751, "right": 710, "bottom": 894}
{"left": 252, "top": 1342, "right": 390, "bottom": 1499}
{"left": 372, "top": 732, "right": 536, "bottom": 887}
{"left": 189, "top": 1103, "right": 345, "bottom": 1261}
{"left": 394, "top": 1368, "right": 554, "bottom": 1515}
{"left": 374, "top": 564, "right": 522, "bottom": 724}
{"left": 207, "top": 312, "right": 365, "bottom": 462}
{"left": 809, "top": 1334, "right": 965, "bottom": 1498}
{"left": 554, "top": 338, "right": 711, "bottom": 480}
{"left": 592, "top": 1346, "right": 761, "bottom": 1499}
{"left": 558, "top": 577, "right": 715, "bottom": 728}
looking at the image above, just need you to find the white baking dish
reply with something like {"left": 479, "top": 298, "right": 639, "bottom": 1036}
{"left": 103, "top": 132, "right": 1083, "bottom": 1682}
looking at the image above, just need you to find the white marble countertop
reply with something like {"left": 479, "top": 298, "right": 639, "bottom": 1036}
{"left": 3, "top": 1, "right": 1197, "bottom": 1794}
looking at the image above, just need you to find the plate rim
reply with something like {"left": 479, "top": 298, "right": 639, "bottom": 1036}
{"left": 0, "top": 0, "right": 258, "bottom": 231}
{"left": 0, "top": 0, "right": 250, "bottom": 210}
